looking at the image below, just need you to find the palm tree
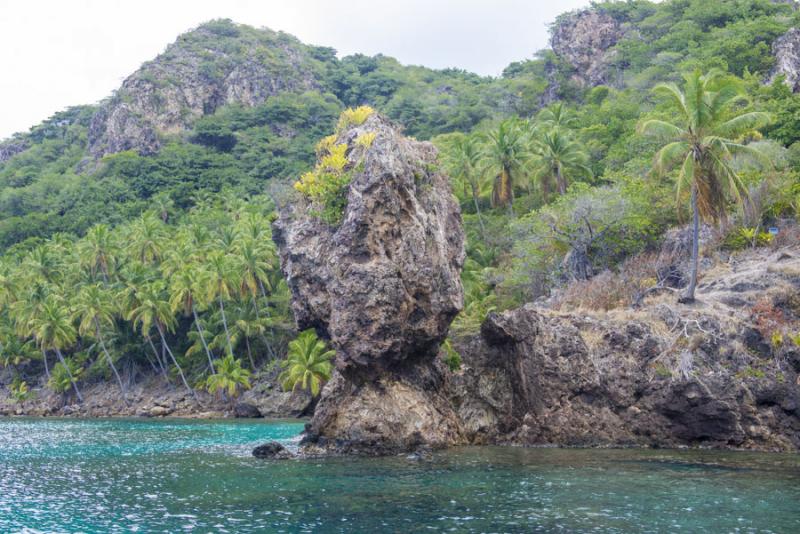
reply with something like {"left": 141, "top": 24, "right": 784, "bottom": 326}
{"left": 205, "top": 354, "right": 251, "bottom": 408}
{"left": 168, "top": 266, "right": 216, "bottom": 373}
{"left": 442, "top": 133, "right": 490, "bottom": 236}
{"left": 78, "top": 224, "right": 117, "bottom": 282}
{"left": 235, "top": 238, "right": 277, "bottom": 358}
{"left": 638, "top": 69, "right": 770, "bottom": 302}
{"left": 127, "top": 281, "right": 194, "bottom": 395}
{"left": 204, "top": 251, "right": 238, "bottom": 358}
{"left": 537, "top": 102, "right": 578, "bottom": 130}
{"left": 229, "top": 300, "right": 271, "bottom": 369}
{"left": 278, "top": 329, "right": 335, "bottom": 397}
{"left": 480, "top": 119, "right": 529, "bottom": 212}
{"left": 127, "top": 213, "right": 165, "bottom": 264}
{"left": 530, "top": 129, "right": 593, "bottom": 200}
{"left": 30, "top": 295, "right": 82, "bottom": 402}
{"left": 72, "top": 283, "right": 128, "bottom": 402}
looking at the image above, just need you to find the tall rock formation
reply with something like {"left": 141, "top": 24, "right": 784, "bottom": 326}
{"left": 273, "top": 113, "right": 466, "bottom": 455}
{"left": 770, "top": 27, "right": 800, "bottom": 91}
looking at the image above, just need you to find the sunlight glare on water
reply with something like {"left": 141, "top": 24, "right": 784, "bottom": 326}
{"left": 0, "top": 417, "right": 798, "bottom": 532}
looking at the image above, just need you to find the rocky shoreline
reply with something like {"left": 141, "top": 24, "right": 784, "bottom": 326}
{"left": 0, "top": 373, "right": 314, "bottom": 420}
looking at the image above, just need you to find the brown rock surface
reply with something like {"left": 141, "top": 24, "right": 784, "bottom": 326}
{"left": 274, "top": 113, "right": 466, "bottom": 455}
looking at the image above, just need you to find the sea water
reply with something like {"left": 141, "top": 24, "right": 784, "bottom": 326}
{"left": 0, "top": 417, "right": 798, "bottom": 532}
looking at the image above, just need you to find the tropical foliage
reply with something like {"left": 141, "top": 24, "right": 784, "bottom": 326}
{"left": 278, "top": 329, "right": 334, "bottom": 397}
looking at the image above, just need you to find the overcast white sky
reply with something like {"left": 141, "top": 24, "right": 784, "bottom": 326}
{"left": 0, "top": 0, "right": 590, "bottom": 140}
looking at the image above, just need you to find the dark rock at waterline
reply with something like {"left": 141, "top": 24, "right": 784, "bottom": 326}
{"left": 274, "top": 114, "right": 465, "bottom": 455}
{"left": 233, "top": 402, "right": 261, "bottom": 418}
{"left": 252, "top": 441, "right": 294, "bottom": 459}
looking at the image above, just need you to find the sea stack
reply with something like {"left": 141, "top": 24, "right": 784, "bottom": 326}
{"left": 273, "top": 113, "right": 465, "bottom": 455}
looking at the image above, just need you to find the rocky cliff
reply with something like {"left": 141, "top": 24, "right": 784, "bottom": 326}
{"left": 452, "top": 245, "right": 800, "bottom": 451}
{"left": 770, "top": 27, "right": 800, "bottom": 91}
{"left": 87, "top": 20, "right": 323, "bottom": 160}
{"left": 273, "top": 113, "right": 466, "bottom": 455}
{"left": 549, "top": 9, "right": 624, "bottom": 89}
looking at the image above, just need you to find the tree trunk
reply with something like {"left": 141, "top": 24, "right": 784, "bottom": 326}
{"left": 156, "top": 324, "right": 194, "bottom": 396}
{"left": 680, "top": 184, "right": 700, "bottom": 303}
{"left": 251, "top": 294, "right": 276, "bottom": 360}
{"left": 257, "top": 282, "right": 278, "bottom": 360}
{"left": 54, "top": 347, "right": 83, "bottom": 403}
{"left": 95, "top": 318, "right": 128, "bottom": 404}
{"left": 556, "top": 165, "right": 567, "bottom": 195}
{"left": 470, "top": 184, "right": 486, "bottom": 238}
{"left": 192, "top": 306, "right": 216, "bottom": 373}
{"left": 219, "top": 294, "right": 234, "bottom": 357}
{"left": 146, "top": 335, "right": 170, "bottom": 383}
{"left": 41, "top": 348, "right": 50, "bottom": 379}
{"left": 245, "top": 336, "right": 255, "bottom": 370}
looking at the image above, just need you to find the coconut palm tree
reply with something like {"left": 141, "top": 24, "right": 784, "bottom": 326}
{"left": 206, "top": 354, "right": 251, "bottom": 408}
{"left": 127, "top": 213, "right": 166, "bottom": 264}
{"left": 30, "top": 295, "right": 82, "bottom": 402}
{"left": 442, "top": 132, "right": 490, "bottom": 236}
{"left": 537, "top": 102, "right": 578, "bottom": 130}
{"left": 127, "top": 281, "right": 193, "bottom": 395}
{"left": 168, "top": 266, "right": 216, "bottom": 373}
{"left": 78, "top": 224, "right": 117, "bottom": 282}
{"left": 204, "top": 251, "right": 238, "bottom": 358}
{"left": 530, "top": 129, "right": 593, "bottom": 200}
{"left": 278, "top": 329, "right": 335, "bottom": 397}
{"left": 72, "top": 283, "right": 128, "bottom": 402}
{"left": 638, "top": 69, "right": 770, "bottom": 302}
{"left": 480, "top": 119, "right": 529, "bottom": 212}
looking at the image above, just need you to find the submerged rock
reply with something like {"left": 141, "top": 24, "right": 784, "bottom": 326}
{"left": 274, "top": 113, "right": 465, "bottom": 455}
{"left": 252, "top": 441, "right": 294, "bottom": 459}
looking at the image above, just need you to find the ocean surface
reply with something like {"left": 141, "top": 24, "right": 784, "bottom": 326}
{"left": 0, "top": 417, "right": 798, "bottom": 532}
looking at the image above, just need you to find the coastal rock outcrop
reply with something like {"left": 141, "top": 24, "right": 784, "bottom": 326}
{"left": 273, "top": 113, "right": 465, "bottom": 455}
{"left": 770, "top": 27, "right": 800, "bottom": 91}
{"left": 452, "top": 246, "right": 800, "bottom": 451}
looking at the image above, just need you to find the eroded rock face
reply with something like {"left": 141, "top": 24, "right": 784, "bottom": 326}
{"left": 770, "top": 27, "right": 800, "bottom": 92}
{"left": 550, "top": 9, "right": 624, "bottom": 88}
{"left": 87, "top": 23, "right": 320, "bottom": 160}
{"left": 273, "top": 114, "right": 465, "bottom": 454}
{"left": 452, "top": 290, "right": 800, "bottom": 451}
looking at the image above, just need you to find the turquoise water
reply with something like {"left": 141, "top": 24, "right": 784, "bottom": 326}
{"left": 0, "top": 418, "right": 798, "bottom": 532}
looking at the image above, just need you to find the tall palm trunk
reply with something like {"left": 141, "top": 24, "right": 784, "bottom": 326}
{"left": 219, "top": 294, "right": 234, "bottom": 357}
{"left": 94, "top": 318, "right": 128, "bottom": 404}
{"left": 54, "top": 347, "right": 83, "bottom": 403}
{"left": 192, "top": 306, "right": 216, "bottom": 373}
{"left": 257, "top": 281, "right": 278, "bottom": 359}
{"left": 156, "top": 324, "right": 194, "bottom": 396}
{"left": 680, "top": 184, "right": 700, "bottom": 303}
{"left": 41, "top": 348, "right": 50, "bottom": 379}
{"left": 556, "top": 165, "right": 567, "bottom": 195}
{"left": 470, "top": 184, "right": 486, "bottom": 238}
{"left": 251, "top": 294, "right": 276, "bottom": 360}
{"left": 146, "top": 335, "right": 170, "bottom": 383}
{"left": 245, "top": 336, "right": 256, "bottom": 370}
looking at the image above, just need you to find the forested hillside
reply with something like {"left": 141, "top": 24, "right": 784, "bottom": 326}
{"left": 1, "top": 0, "right": 799, "bottom": 406}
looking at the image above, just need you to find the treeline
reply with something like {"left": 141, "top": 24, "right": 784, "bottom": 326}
{"left": 0, "top": 194, "right": 298, "bottom": 402}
